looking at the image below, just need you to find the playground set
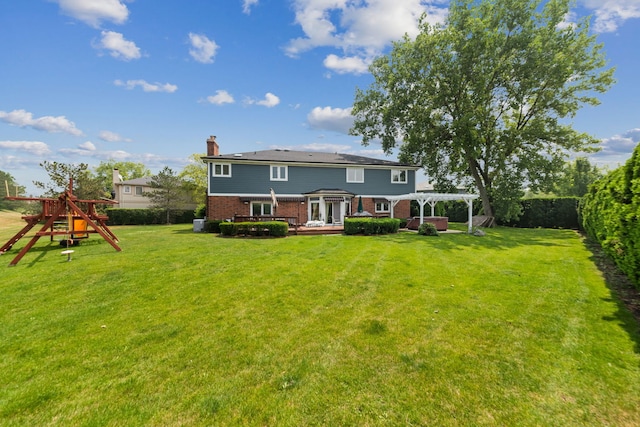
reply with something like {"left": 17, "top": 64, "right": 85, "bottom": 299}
{"left": 1, "top": 179, "right": 121, "bottom": 266}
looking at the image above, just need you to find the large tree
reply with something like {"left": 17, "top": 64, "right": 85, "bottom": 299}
{"left": 554, "top": 157, "right": 603, "bottom": 197}
{"left": 351, "top": 0, "right": 614, "bottom": 222}
{"left": 0, "top": 170, "right": 26, "bottom": 210}
{"left": 34, "top": 161, "right": 108, "bottom": 200}
{"left": 145, "top": 166, "right": 191, "bottom": 224}
{"left": 94, "top": 160, "right": 151, "bottom": 196}
{"left": 179, "top": 153, "right": 207, "bottom": 207}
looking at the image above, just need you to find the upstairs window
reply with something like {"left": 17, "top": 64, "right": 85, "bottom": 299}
{"left": 346, "top": 167, "right": 364, "bottom": 183}
{"left": 270, "top": 165, "right": 288, "bottom": 181}
{"left": 212, "top": 163, "right": 231, "bottom": 177}
{"left": 391, "top": 169, "right": 407, "bottom": 183}
{"left": 123, "top": 185, "right": 131, "bottom": 194}
{"left": 135, "top": 186, "right": 143, "bottom": 196}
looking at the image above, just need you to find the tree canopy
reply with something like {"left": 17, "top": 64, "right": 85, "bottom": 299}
{"left": 94, "top": 160, "right": 151, "bottom": 195}
{"left": 553, "top": 157, "right": 603, "bottom": 197}
{"left": 0, "top": 170, "right": 26, "bottom": 210}
{"left": 145, "top": 166, "right": 192, "bottom": 224}
{"left": 179, "top": 153, "right": 207, "bottom": 207}
{"left": 33, "top": 161, "right": 108, "bottom": 200}
{"left": 351, "top": 0, "right": 614, "bottom": 222}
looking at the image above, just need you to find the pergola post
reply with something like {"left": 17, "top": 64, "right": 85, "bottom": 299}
{"left": 417, "top": 199, "right": 428, "bottom": 225}
{"left": 385, "top": 192, "right": 479, "bottom": 233}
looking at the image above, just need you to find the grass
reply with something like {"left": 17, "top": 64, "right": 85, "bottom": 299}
{"left": 1, "top": 220, "right": 640, "bottom": 426}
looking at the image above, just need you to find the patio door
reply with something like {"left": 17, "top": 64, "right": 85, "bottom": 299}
{"left": 325, "top": 201, "right": 342, "bottom": 224}
{"left": 325, "top": 202, "right": 333, "bottom": 224}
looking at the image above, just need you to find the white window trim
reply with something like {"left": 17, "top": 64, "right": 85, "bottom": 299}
{"left": 135, "top": 186, "right": 143, "bottom": 196}
{"left": 123, "top": 185, "right": 131, "bottom": 194}
{"left": 251, "top": 202, "right": 273, "bottom": 216}
{"left": 346, "top": 167, "right": 364, "bottom": 183}
{"left": 391, "top": 169, "right": 408, "bottom": 184}
{"left": 375, "top": 202, "right": 390, "bottom": 213}
{"left": 212, "top": 163, "right": 232, "bottom": 177}
{"left": 270, "top": 165, "right": 288, "bottom": 181}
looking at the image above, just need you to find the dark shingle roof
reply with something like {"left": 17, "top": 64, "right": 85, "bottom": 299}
{"left": 203, "top": 149, "right": 417, "bottom": 167}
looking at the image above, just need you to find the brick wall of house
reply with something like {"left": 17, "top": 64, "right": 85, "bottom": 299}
{"left": 357, "top": 198, "right": 411, "bottom": 219}
{"left": 207, "top": 196, "right": 411, "bottom": 221}
{"left": 207, "top": 196, "right": 245, "bottom": 220}
{"left": 207, "top": 196, "right": 309, "bottom": 223}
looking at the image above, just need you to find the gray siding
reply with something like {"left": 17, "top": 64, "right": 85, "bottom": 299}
{"left": 209, "top": 163, "right": 414, "bottom": 195}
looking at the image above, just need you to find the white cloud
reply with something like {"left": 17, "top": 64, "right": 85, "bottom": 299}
{"left": 188, "top": 33, "right": 219, "bottom": 64}
{"left": 270, "top": 142, "right": 353, "bottom": 153}
{"left": 96, "top": 31, "right": 141, "bottom": 61}
{"left": 206, "top": 90, "right": 235, "bottom": 105}
{"left": 0, "top": 109, "right": 83, "bottom": 136}
{"left": 285, "top": 0, "right": 448, "bottom": 72}
{"left": 307, "top": 106, "right": 354, "bottom": 134}
{"left": 589, "top": 128, "right": 639, "bottom": 169}
{"left": 246, "top": 92, "right": 280, "bottom": 108}
{"left": 54, "top": 0, "right": 129, "bottom": 28}
{"left": 0, "top": 140, "right": 52, "bottom": 156}
{"left": 323, "top": 54, "right": 370, "bottom": 74}
{"left": 302, "top": 142, "right": 353, "bottom": 152}
{"left": 595, "top": 128, "right": 640, "bottom": 156}
{"left": 258, "top": 93, "right": 280, "bottom": 107}
{"left": 114, "top": 79, "right": 178, "bottom": 93}
{"left": 79, "top": 141, "right": 97, "bottom": 151}
{"left": 582, "top": 0, "right": 640, "bottom": 33}
{"left": 99, "top": 130, "right": 132, "bottom": 142}
{"left": 243, "top": 0, "right": 259, "bottom": 14}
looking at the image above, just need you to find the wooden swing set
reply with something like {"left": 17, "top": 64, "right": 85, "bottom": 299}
{"left": 1, "top": 178, "right": 121, "bottom": 266}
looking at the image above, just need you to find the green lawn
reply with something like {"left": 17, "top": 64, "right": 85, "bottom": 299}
{"left": 1, "top": 223, "right": 639, "bottom": 426}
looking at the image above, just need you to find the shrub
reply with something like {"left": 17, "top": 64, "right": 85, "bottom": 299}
{"left": 205, "top": 220, "right": 223, "bottom": 233}
{"left": 219, "top": 221, "right": 288, "bottom": 237}
{"left": 418, "top": 222, "right": 439, "bottom": 236}
{"left": 344, "top": 218, "right": 401, "bottom": 235}
{"left": 194, "top": 204, "right": 206, "bottom": 218}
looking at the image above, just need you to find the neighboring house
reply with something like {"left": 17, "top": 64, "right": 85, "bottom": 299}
{"left": 112, "top": 170, "right": 153, "bottom": 209}
{"left": 202, "top": 135, "right": 420, "bottom": 224}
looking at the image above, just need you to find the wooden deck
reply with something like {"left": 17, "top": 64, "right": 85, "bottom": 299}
{"left": 291, "top": 225, "right": 344, "bottom": 235}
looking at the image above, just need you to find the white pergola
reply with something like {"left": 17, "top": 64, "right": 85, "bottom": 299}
{"left": 386, "top": 193, "right": 480, "bottom": 233}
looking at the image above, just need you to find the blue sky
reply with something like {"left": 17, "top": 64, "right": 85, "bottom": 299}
{"left": 1, "top": 0, "right": 639, "bottom": 195}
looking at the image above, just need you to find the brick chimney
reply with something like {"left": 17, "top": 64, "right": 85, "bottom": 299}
{"left": 207, "top": 135, "right": 219, "bottom": 156}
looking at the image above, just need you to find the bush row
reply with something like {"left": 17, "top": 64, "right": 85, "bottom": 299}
{"left": 219, "top": 221, "right": 289, "bottom": 237}
{"left": 344, "top": 218, "right": 401, "bottom": 235}
{"left": 580, "top": 145, "right": 640, "bottom": 287}
{"left": 106, "top": 208, "right": 195, "bottom": 225}
{"left": 500, "top": 198, "right": 580, "bottom": 229}
{"left": 436, "top": 198, "right": 579, "bottom": 229}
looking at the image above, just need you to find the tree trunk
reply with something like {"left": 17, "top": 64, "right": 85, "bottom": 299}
{"left": 467, "top": 157, "right": 495, "bottom": 226}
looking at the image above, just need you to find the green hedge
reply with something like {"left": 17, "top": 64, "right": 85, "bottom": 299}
{"left": 344, "top": 218, "right": 401, "bottom": 235}
{"left": 205, "top": 220, "right": 223, "bottom": 233}
{"left": 501, "top": 197, "right": 580, "bottom": 229}
{"left": 106, "top": 208, "right": 195, "bottom": 225}
{"left": 580, "top": 144, "right": 640, "bottom": 287}
{"left": 219, "top": 221, "right": 289, "bottom": 237}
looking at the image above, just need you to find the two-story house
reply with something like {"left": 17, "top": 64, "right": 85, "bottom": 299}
{"left": 111, "top": 170, "right": 153, "bottom": 209}
{"left": 203, "top": 136, "right": 419, "bottom": 224}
